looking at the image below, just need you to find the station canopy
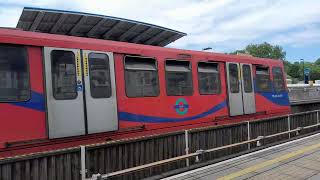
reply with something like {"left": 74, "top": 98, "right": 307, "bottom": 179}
{"left": 16, "top": 7, "right": 186, "bottom": 47}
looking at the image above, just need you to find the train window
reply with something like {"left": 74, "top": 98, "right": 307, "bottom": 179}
{"left": 124, "top": 56, "right": 159, "bottom": 97}
{"left": 273, "top": 67, "right": 285, "bottom": 92}
{"left": 166, "top": 60, "right": 193, "bottom": 96}
{"left": 228, "top": 63, "right": 239, "bottom": 93}
{"left": 89, "top": 53, "right": 111, "bottom": 98}
{"left": 198, "top": 62, "right": 220, "bottom": 95}
{"left": 255, "top": 66, "right": 272, "bottom": 92}
{"left": 242, "top": 65, "right": 253, "bottom": 93}
{"left": 0, "top": 45, "right": 30, "bottom": 102}
{"left": 51, "top": 50, "right": 77, "bottom": 100}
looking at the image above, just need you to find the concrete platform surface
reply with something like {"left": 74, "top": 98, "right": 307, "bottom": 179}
{"left": 163, "top": 133, "right": 320, "bottom": 180}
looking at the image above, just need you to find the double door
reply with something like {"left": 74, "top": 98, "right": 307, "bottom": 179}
{"left": 44, "top": 47, "right": 118, "bottom": 138}
{"left": 226, "top": 62, "right": 256, "bottom": 116}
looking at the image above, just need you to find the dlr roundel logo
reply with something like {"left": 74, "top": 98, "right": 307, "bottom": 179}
{"left": 174, "top": 98, "right": 189, "bottom": 115}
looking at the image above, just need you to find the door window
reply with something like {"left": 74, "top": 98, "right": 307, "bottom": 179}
{"left": 0, "top": 45, "right": 30, "bottom": 102}
{"left": 51, "top": 50, "right": 77, "bottom": 100}
{"left": 89, "top": 53, "right": 112, "bottom": 98}
{"left": 229, "top": 63, "right": 239, "bottom": 93}
{"left": 242, "top": 65, "right": 253, "bottom": 93}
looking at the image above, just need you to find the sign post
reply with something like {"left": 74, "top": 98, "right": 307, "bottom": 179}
{"left": 304, "top": 68, "right": 310, "bottom": 84}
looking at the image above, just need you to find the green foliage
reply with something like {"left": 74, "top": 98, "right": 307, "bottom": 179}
{"left": 230, "top": 42, "right": 286, "bottom": 60}
{"left": 283, "top": 60, "right": 291, "bottom": 73}
{"left": 315, "top": 58, "right": 320, "bottom": 65}
{"left": 285, "top": 61, "right": 320, "bottom": 81}
{"left": 229, "top": 49, "right": 246, "bottom": 55}
{"left": 309, "top": 64, "right": 320, "bottom": 80}
{"left": 287, "top": 63, "right": 301, "bottom": 79}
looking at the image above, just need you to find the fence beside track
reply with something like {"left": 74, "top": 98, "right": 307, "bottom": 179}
{"left": 1, "top": 110, "right": 320, "bottom": 180}
{"left": 290, "top": 100, "right": 320, "bottom": 113}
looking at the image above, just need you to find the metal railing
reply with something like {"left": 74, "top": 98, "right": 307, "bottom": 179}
{"left": 81, "top": 110, "right": 320, "bottom": 180}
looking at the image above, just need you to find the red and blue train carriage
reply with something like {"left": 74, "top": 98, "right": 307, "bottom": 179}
{"left": 0, "top": 28, "right": 290, "bottom": 157}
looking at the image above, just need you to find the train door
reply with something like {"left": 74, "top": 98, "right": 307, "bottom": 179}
{"left": 226, "top": 62, "right": 255, "bottom": 116}
{"left": 44, "top": 47, "right": 118, "bottom": 138}
{"left": 240, "top": 63, "right": 256, "bottom": 114}
{"left": 44, "top": 47, "right": 85, "bottom": 138}
{"left": 82, "top": 50, "right": 118, "bottom": 134}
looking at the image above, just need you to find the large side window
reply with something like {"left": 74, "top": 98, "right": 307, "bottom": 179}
{"left": 198, "top": 62, "right": 220, "bottom": 95}
{"left": 273, "top": 67, "right": 285, "bottom": 92}
{"left": 89, "top": 53, "right": 111, "bottom": 98}
{"left": 51, "top": 50, "right": 77, "bottom": 100}
{"left": 0, "top": 45, "right": 30, "bottom": 102}
{"left": 229, "top": 63, "right": 239, "bottom": 93}
{"left": 255, "top": 66, "right": 272, "bottom": 92}
{"left": 166, "top": 60, "right": 193, "bottom": 96}
{"left": 125, "top": 56, "right": 159, "bottom": 97}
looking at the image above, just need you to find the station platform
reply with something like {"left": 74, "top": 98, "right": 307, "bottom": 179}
{"left": 163, "top": 133, "right": 320, "bottom": 180}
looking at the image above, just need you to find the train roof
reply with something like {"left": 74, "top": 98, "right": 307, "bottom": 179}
{"left": 16, "top": 7, "right": 186, "bottom": 47}
{"left": 0, "top": 27, "right": 283, "bottom": 66}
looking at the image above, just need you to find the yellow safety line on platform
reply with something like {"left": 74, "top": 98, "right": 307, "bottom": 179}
{"left": 217, "top": 142, "right": 320, "bottom": 180}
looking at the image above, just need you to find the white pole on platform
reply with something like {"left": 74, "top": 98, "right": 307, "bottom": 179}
{"left": 288, "top": 115, "right": 291, "bottom": 139}
{"left": 247, "top": 121, "right": 251, "bottom": 150}
{"left": 185, "top": 130, "right": 189, "bottom": 167}
{"left": 81, "top": 146, "right": 87, "bottom": 180}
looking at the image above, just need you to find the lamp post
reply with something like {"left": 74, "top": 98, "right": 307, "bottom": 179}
{"left": 301, "top": 58, "right": 305, "bottom": 83}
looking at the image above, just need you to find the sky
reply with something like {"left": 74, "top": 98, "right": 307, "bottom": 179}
{"left": 0, "top": 0, "right": 319, "bottom": 62}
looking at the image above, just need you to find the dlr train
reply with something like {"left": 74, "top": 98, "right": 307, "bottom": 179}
{"left": 0, "top": 28, "right": 290, "bottom": 158}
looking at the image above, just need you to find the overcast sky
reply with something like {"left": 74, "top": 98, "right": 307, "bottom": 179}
{"left": 1, "top": 0, "right": 320, "bottom": 61}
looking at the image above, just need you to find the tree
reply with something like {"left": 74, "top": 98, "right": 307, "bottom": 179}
{"left": 229, "top": 49, "right": 246, "bottom": 55}
{"left": 315, "top": 58, "right": 320, "bottom": 65}
{"left": 310, "top": 68, "right": 320, "bottom": 80}
{"left": 230, "top": 42, "right": 286, "bottom": 60}
{"left": 283, "top": 60, "right": 291, "bottom": 74}
{"left": 287, "top": 62, "right": 301, "bottom": 79}
{"left": 285, "top": 61, "right": 320, "bottom": 81}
